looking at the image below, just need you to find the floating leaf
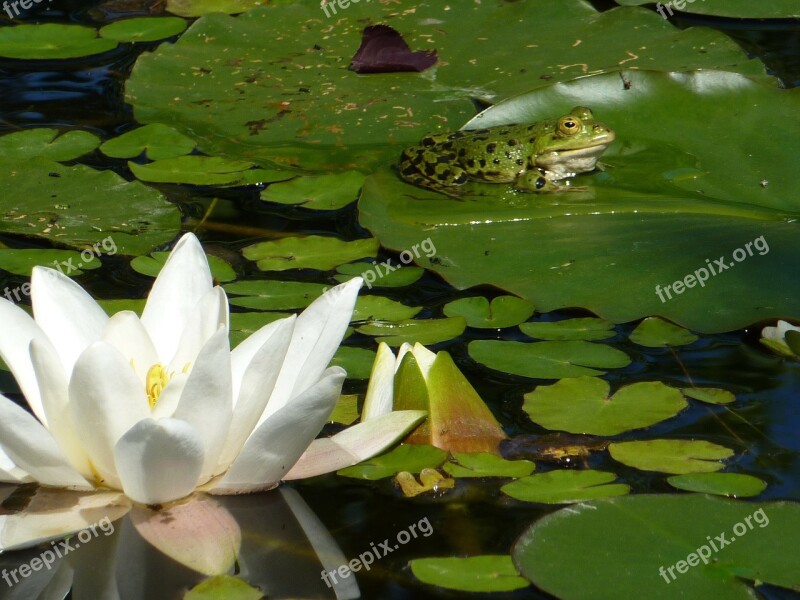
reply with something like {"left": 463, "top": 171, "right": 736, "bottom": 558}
{"left": 411, "top": 556, "right": 529, "bottom": 593}
{"left": 330, "top": 346, "right": 376, "bottom": 380}
{"left": 0, "top": 24, "right": 117, "bottom": 59}
{"left": 352, "top": 296, "right": 421, "bottom": 323}
{"left": 329, "top": 394, "right": 359, "bottom": 426}
{"left": 443, "top": 296, "right": 534, "bottom": 329}
{"left": 0, "top": 249, "right": 101, "bottom": 277}
{"left": 356, "top": 317, "right": 466, "bottom": 346}
{"left": 0, "top": 129, "right": 100, "bottom": 162}
{"left": 442, "top": 453, "right": 535, "bottom": 479}
{"left": 228, "top": 311, "right": 291, "bottom": 348}
{"left": 630, "top": 317, "right": 698, "bottom": 347}
{"left": 225, "top": 280, "right": 326, "bottom": 311}
{"left": 609, "top": 439, "right": 734, "bottom": 474}
{"left": 469, "top": 340, "right": 630, "bottom": 379}
{"left": 667, "top": 473, "right": 767, "bottom": 498}
{"left": 682, "top": 387, "right": 736, "bottom": 405}
{"left": 131, "top": 251, "right": 236, "bottom": 282}
{"left": 261, "top": 171, "right": 366, "bottom": 211}
{"left": 395, "top": 468, "right": 454, "bottom": 497}
{"left": 335, "top": 261, "right": 424, "bottom": 288}
{"left": 502, "top": 470, "right": 630, "bottom": 504}
{"left": 514, "top": 495, "right": 800, "bottom": 600}
{"left": 523, "top": 377, "right": 687, "bottom": 436}
{"left": 99, "top": 124, "right": 196, "bottom": 160}
{"left": 337, "top": 444, "right": 447, "bottom": 480}
{"left": 184, "top": 575, "right": 263, "bottom": 600}
{"left": 615, "top": 0, "right": 800, "bottom": 19}
{"left": 242, "top": 236, "right": 378, "bottom": 272}
{"left": 520, "top": 318, "right": 615, "bottom": 341}
{"left": 166, "top": 0, "right": 266, "bottom": 17}
{"left": 129, "top": 156, "right": 257, "bottom": 185}
{"left": 97, "top": 299, "right": 146, "bottom": 316}
{"left": 99, "top": 17, "right": 187, "bottom": 43}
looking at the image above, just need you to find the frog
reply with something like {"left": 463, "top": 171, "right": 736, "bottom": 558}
{"left": 397, "top": 106, "right": 614, "bottom": 198}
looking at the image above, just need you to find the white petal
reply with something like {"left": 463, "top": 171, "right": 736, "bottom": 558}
{"left": 0, "top": 394, "right": 90, "bottom": 488}
{"left": 411, "top": 342, "right": 437, "bottom": 379}
{"left": 149, "top": 372, "right": 188, "bottom": 420}
{"left": 115, "top": 418, "right": 205, "bottom": 505}
{"left": 167, "top": 286, "right": 229, "bottom": 374}
{"left": 284, "top": 410, "right": 427, "bottom": 480}
{"left": 171, "top": 326, "right": 233, "bottom": 482}
{"left": 216, "top": 317, "right": 295, "bottom": 474}
{"left": 31, "top": 267, "right": 108, "bottom": 375}
{"left": 101, "top": 311, "right": 158, "bottom": 385}
{"left": 263, "top": 278, "right": 361, "bottom": 422}
{"left": 361, "top": 342, "right": 397, "bottom": 421}
{"left": 211, "top": 367, "right": 345, "bottom": 494}
{"left": 69, "top": 342, "right": 150, "bottom": 487}
{"left": 141, "top": 233, "right": 214, "bottom": 364}
{"left": 0, "top": 445, "right": 31, "bottom": 483}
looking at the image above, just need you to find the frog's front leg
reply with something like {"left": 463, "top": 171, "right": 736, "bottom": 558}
{"left": 513, "top": 169, "right": 587, "bottom": 193}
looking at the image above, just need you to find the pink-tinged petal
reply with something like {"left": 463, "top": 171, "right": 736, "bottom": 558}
{"left": 101, "top": 310, "right": 158, "bottom": 385}
{"left": 0, "top": 488, "right": 129, "bottom": 551}
{"left": 263, "top": 278, "right": 361, "bottom": 422}
{"left": 361, "top": 342, "right": 397, "bottom": 421}
{"left": 30, "top": 339, "right": 92, "bottom": 479}
{"left": 141, "top": 234, "right": 214, "bottom": 364}
{"left": 31, "top": 267, "right": 108, "bottom": 375}
{"left": 211, "top": 367, "right": 345, "bottom": 494}
{"left": 216, "top": 317, "right": 295, "bottom": 475}
{"left": 69, "top": 342, "right": 150, "bottom": 487}
{"left": 0, "top": 394, "right": 90, "bottom": 489}
{"left": 0, "top": 298, "right": 48, "bottom": 424}
{"left": 172, "top": 326, "right": 232, "bottom": 481}
{"left": 114, "top": 418, "right": 205, "bottom": 505}
{"left": 130, "top": 496, "right": 240, "bottom": 576}
{"left": 167, "top": 286, "right": 229, "bottom": 375}
{"left": 284, "top": 410, "right": 427, "bottom": 480}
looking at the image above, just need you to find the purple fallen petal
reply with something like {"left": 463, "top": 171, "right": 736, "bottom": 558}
{"left": 349, "top": 24, "right": 438, "bottom": 74}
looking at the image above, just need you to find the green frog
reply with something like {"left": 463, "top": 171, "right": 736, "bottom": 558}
{"left": 398, "top": 106, "right": 614, "bottom": 197}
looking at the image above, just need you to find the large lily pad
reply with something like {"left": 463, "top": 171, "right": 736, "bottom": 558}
{"left": 615, "top": 0, "right": 800, "bottom": 19}
{"left": 359, "top": 70, "right": 800, "bottom": 333}
{"left": 125, "top": 2, "right": 765, "bottom": 170}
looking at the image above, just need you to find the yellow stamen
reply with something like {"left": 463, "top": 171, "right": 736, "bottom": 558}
{"left": 146, "top": 363, "right": 170, "bottom": 409}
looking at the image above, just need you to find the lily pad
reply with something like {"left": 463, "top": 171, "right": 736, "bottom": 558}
{"left": 630, "top": 317, "right": 698, "bottom": 347}
{"left": 0, "top": 129, "right": 100, "bottom": 162}
{"left": 100, "top": 124, "right": 196, "bottom": 160}
{"left": 337, "top": 444, "right": 447, "bottom": 480}
{"left": 615, "top": 0, "right": 800, "bottom": 19}
{"left": 228, "top": 311, "right": 291, "bottom": 348}
{"left": 352, "top": 296, "right": 421, "bottom": 323}
{"left": 330, "top": 346, "right": 376, "bottom": 380}
{"left": 442, "top": 453, "right": 535, "bottom": 479}
{"left": 242, "top": 236, "right": 378, "bottom": 272}
{"left": 443, "top": 296, "right": 535, "bottom": 329}
{"left": 129, "top": 156, "right": 258, "bottom": 185}
{"left": 468, "top": 340, "right": 630, "bottom": 379}
{"left": 520, "top": 318, "right": 615, "bottom": 341}
{"left": 682, "top": 387, "right": 737, "bottom": 405}
{"left": 609, "top": 439, "right": 734, "bottom": 474}
{"left": 356, "top": 317, "right": 466, "bottom": 346}
{"left": 410, "top": 556, "right": 529, "bottom": 593}
{"left": 0, "top": 24, "right": 117, "bottom": 59}
{"left": 99, "top": 17, "right": 188, "bottom": 43}
{"left": 131, "top": 251, "right": 236, "bottom": 282}
{"left": 225, "top": 280, "right": 326, "bottom": 311}
{"left": 666, "top": 473, "right": 767, "bottom": 498}
{"left": 329, "top": 394, "right": 359, "bottom": 426}
{"left": 166, "top": 0, "right": 266, "bottom": 17}
{"left": 184, "top": 575, "right": 263, "bottom": 600}
{"left": 514, "top": 495, "right": 800, "bottom": 600}
{"left": 0, "top": 158, "right": 180, "bottom": 255}
{"left": 0, "top": 249, "right": 101, "bottom": 277}
{"left": 335, "top": 261, "right": 424, "bottom": 288}
{"left": 523, "top": 377, "right": 687, "bottom": 436}
{"left": 501, "top": 470, "right": 630, "bottom": 504}
{"left": 261, "top": 171, "right": 366, "bottom": 211}
{"left": 97, "top": 298, "right": 146, "bottom": 316}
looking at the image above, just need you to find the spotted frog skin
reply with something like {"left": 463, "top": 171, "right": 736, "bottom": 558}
{"left": 398, "top": 107, "right": 615, "bottom": 197}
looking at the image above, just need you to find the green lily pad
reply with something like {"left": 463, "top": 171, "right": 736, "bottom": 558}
{"left": 126, "top": 2, "right": 763, "bottom": 170}
{"left": 0, "top": 249, "right": 101, "bottom": 277}
{"left": 261, "top": 171, "right": 366, "bottom": 211}
{"left": 129, "top": 156, "right": 257, "bottom": 185}
{"left": 523, "top": 377, "right": 687, "bottom": 436}
{"left": 228, "top": 311, "right": 291, "bottom": 348}
{"left": 97, "top": 299, "right": 147, "bottom": 316}
{"left": 131, "top": 251, "right": 236, "bottom": 282}
{"left": 609, "top": 439, "right": 734, "bottom": 474}
{"left": 0, "top": 129, "right": 100, "bottom": 162}
{"left": 442, "top": 453, "right": 535, "bottom": 479}
{"left": 330, "top": 346, "right": 376, "bottom": 380}
{"left": 520, "top": 318, "right": 615, "bottom": 341}
{"left": 468, "top": 340, "right": 630, "bottom": 379}
{"left": 334, "top": 261, "right": 424, "bottom": 288}
{"left": 0, "top": 158, "right": 180, "bottom": 255}
{"left": 514, "top": 495, "right": 800, "bottom": 600}
{"left": 501, "top": 470, "right": 630, "bottom": 504}
{"left": 356, "top": 317, "right": 466, "bottom": 346}
{"left": 100, "top": 124, "right": 197, "bottom": 160}
{"left": 166, "top": 0, "right": 266, "bottom": 17}
{"left": 99, "top": 17, "right": 187, "bottom": 43}
{"left": 410, "top": 556, "right": 529, "bottom": 593}
{"left": 242, "top": 236, "right": 378, "bottom": 272}
{"left": 784, "top": 330, "right": 800, "bottom": 356}
{"left": 358, "top": 70, "right": 800, "bottom": 334}
{"left": 615, "top": 0, "right": 800, "bottom": 18}
{"left": 667, "top": 473, "right": 767, "bottom": 498}
{"left": 0, "top": 24, "right": 117, "bottom": 59}
{"left": 443, "top": 296, "right": 535, "bottom": 329}
{"left": 337, "top": 444, "right": 447, "bottom": 480}
{"left": 682, "top": 387, "right": 736, "bottom": 405}
{"left": 353, "top": 296, "right": 421, "bottom": 323}
{"left": 184, "top": 575, "right": 263, "bottom": 600}
{"left": 224, "top": 280, "right": 326, "bottom": 311}
{"left": 630, "top": 317, "right": 698, "bottom": 347}
{"left": 329, "top": 394, "right": 359, "bottom": 426}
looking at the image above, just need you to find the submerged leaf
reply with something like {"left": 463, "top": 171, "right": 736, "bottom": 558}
{"left": 630, "top": 317, "right": 699, "bottom": 347}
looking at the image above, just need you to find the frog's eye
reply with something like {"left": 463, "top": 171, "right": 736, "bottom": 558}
{"left": 558, "top": 116, "right": 582, "bottom": 135}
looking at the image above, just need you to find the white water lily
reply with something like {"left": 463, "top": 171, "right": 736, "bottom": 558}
{"left": 0, "top": 233, "right": 425, "bottom": 553}
{"left": 761, "top": 320, "right": 800, "bottom": 358}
